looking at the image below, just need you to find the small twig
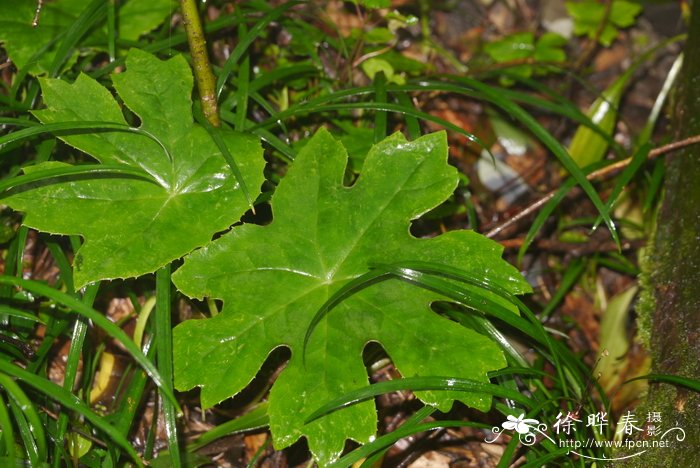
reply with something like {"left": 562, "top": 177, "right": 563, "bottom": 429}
{"left": 32, "top": 0, "right": 44, "bottom": 27}
{"left": 499, "top": 237, "right": 645, "bottom": 255}
{"left": 352, "top": 41, "right": 397, "bottom": 68}
{"left": 179, "top": 0, "right": 221, "bottom": 127}
{"left": 485, "top": 134, "right": 700, "bottom": 238}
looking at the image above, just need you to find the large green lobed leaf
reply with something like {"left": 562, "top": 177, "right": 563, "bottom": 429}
{"left": 173, "top": 129, "right": 531, "bottom": 465}
{"left": 3, "top": 49, "right": 265, "bottom": 287}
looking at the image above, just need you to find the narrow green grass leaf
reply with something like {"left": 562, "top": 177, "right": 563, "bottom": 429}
{"left": 134, "top": 297, "right": 156, "bottom": 349}
{"left": 540, "top": 258, "right": 586, "bottom": 318}
{"left": 516, "top": 158, "right": 613, "bottom": 264}
{"left": 0, "top": 306, "right": 43, "bottom": 324}
{"left": 0, "top": 374, "right": 47, "bottom": 463}
{"left": 373, "top": 72, "right": 388, "bottom": 142}
{"left": 155, "top": 265, "right": 181, "bottom": 468}
{"left": 195, "top": 113, "right": 255, "bottom": 212}
{"left": 250, "top": 126, "right": 296, "bottom": 162}
{"left": 109, "top": 338, "right": 156, "bottom": 438}
{"left": 391, "top": 80, "right": 617, "bottom": 151}
{"left": 305, "top": 376, "right": 534, "bottom": 424}
{"left": 624, "top": 374, "right": 700, "bottom": 392}
{"left": 302, "top": 269, "right": 393, "bottom": 359}
{"left": 643, "top": 159, "right": 665, "bottom": 212}
{"left": 107, "top": 0, "right": 116, "bottom": 62}
{"left": 248, "top": 64, "right": 317, "bottom": 93}
{"left": 447, "top": 310, "right": 530, "bottom": 369}
{"left": 339, "top": 420, "right": 488, "bottom": 467}
{"left": 303, "top": 260, "right": 544, "bottom": 364}
{"left": 0, "top": 121, "right": 172, "bottom": 163}
{"left": 639, "top": 54, "right": 683, "bottom": 144}
{"left": 0, "top": 360, "right": 143, "bottom": 466}
{"left": 0, "top": 392, "right": 15, "bottom": 461}
{"left": 235, "top": 54, "right": 251, "bottom": 131}
{"left": 250, "top": 86, "right": 375, "bottom": 129}
{"left": 396, "top": 92, "right": 422, "bottom": 139}
{"left": 497, "top": 430, "right": 524, "bottom": 468}
{"left": 592, "top": 143, "right": 651, "bottom": 230}
{"left": 54, "top": 317, "right": 89, "bottom": 464}
{"left": 91, "top": 13, "right": 243, "bottom": 79}
{"left": 188, "top": 403, "right": 269, "bottom": 452}
{"left": 215, "top": 2, "right": 302, "bottom": 98}
{"left": 247, "top": 90, "right": 292, "bottom": 139}
{"left": 519, "top": 447, "right": 571, "bottom": 467}
{"left": 0, "top": 118, "right": 39, "bottom": 127}
{"left": 283, "top": 102, "right": 489, "bottom": 149}
{"left": 233, "top": 14, "right": 251, "bottom": 131}
{"left": 361, "top": 261, "right": 580, "bottom": 398}
{"left": 48, "top": 0, "right": 107, "bottom": 77}
{"left": 0, "top": 164, "right": 159, "bottom": 196}
{"left": 452, "top": 77, "right": 619, "bottom": 246}
{"left": 7, "top": 398, "right": 38, "bottom": 465}
{"left": 0, "top": 276, "right": 181, "bottom": 414}
{"left": 356, "top": 405, "right": 436, "bottom": 467}
{"left": 53, "top": 281, "right": 98, "bottom": 464}
{"left": 494, "top": 86, "right": 624, "bottom": 156}
{"left": 44, "top": 239, "right": 76, "bottom": 293}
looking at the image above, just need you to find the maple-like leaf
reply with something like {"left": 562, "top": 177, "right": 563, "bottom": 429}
{"left": 172, "top": 128, "right": 530, "bottom": 465}
{"left": 4, "top": 49, "right": 264, "bottom": 288}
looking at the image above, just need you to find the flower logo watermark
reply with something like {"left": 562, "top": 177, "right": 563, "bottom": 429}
{"left": 484, "top": 409, "right": 687, "bottom": 462}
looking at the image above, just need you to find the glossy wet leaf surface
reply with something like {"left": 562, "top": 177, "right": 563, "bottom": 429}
{"left": 3, "top": 49, "right": 264, "bottom": 287}
{"left": 172, "top": 129, "right": 530, "bottom": 465}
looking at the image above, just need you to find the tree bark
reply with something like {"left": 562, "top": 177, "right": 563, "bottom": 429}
{"left": 628, "top": 2, "right": 700, "bottom": 464}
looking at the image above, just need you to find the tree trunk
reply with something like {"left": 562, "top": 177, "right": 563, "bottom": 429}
{"left": 629, "top": 2, "right": 700, "bottom": 463}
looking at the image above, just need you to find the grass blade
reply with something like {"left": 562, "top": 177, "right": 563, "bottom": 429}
{"left": 357, "top": 405, "right": 436, "bottom": 467}
{"left": 540, "top": 258, "right": 586, "bottom": 318}
{"left": 0, "top": 360, "right": 143, "bottom": 466}
{"left": 396, "top": 92, "right": 422, "bottom": 139}
{"left": 0, "top": 164, "right": 159, "bottom": 196}
{"left": 624, "top": 374, "right": 700, "bottom": 392}
{"left": 305, "top": 376, "right": 534, "bottom": 424}
{"left": 592, "top": 142, "right": 651, "bottom": 230}
{"left": 188, "top": 402, "right": 269, "bottom": 452}
{"left": 156, "top": 265, "right": 180, "bottom": 467}
{"left": 0, "top": 392, "right": 16, "bottom": 461}
{"left": 452, "top": 77, "right": 619, "bottom": 246}
{"left": 49, "top": 0, "right": 107, "bottom": 77}
{"left": 0, "top": 121, "right": 172, "bottom": 162}
{"left": 0, "top": 374, "right": 47, "bottom": 463}
{"left": 107, "top": 0, "right": 116, "bottom": 62}
{"left": 0, "top": 276, "right": 181, "bottom": 414}
{"left": 215, "top": 2, "right": 302, "bottom": 98}
{"left": 373, "top": 72, "right": 388, "bottom": 142}
{"left": 194, "top": 110, "right": 255, "bottom": 211}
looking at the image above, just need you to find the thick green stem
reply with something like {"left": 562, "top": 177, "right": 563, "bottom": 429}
{"left": 180, "top": 0, "right": 220, "bottom": 127}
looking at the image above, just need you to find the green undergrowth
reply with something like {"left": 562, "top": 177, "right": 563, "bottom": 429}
{"left": 0, "top": 0, "right": 697, "bottom": 466}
